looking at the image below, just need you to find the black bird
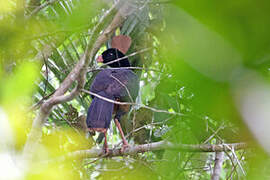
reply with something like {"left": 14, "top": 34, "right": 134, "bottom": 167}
{"left": 86, "top": 46, "right": 139, "bottom": 153}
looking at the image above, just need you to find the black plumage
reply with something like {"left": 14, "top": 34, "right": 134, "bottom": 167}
{"left": 86, "top": 48, "right": 139, "bottom": 152}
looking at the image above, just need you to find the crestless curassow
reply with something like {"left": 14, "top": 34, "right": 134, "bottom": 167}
{"left": 86, "top": 35, "right": 139, "bottom": 153}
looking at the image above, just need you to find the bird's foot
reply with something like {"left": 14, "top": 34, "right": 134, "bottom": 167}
{"left": 120, "top": 143, "right": 130, "bottom": 154}
{"left": 104, "top": 148, "right": 110, "bottom": 155}
{"left": 103, "top": 141, "right": 109, "bottom": 156}
{"left": 103, "top": 147, "right": 109, "bottom": 156}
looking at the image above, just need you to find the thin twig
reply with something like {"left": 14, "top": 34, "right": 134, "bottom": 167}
{"left": 82, "top": 89, "right": 184, "bottom": 116}
{"left": 224, "top": 144, "right": 246, "bottom": 176}
{"left": 110, "top": 74, "right": 134, "bottom": 102}
{"left": 209, "top": 127, "right": 239, "bottom": 179}
{"left": 28, "top": 91, "right": 55, "bottom": 111}
{"left": 203, "top": 123, "right": 225, "bottom": 144}
{"left": 88, "top": 66, "right": 162, "bottom": 73}
{"left": 63, "top": 118, "right": 83, "bottom": 137}
{"left": 227, "top": 150, "right": 245, "bottom": 180}
{"left": 100, "top": 47, "right": 151, "bottom": 67}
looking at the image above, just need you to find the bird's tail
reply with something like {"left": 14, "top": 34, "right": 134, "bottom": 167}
{"left": 86, "top": 91, "right": 114, "bottom": 129}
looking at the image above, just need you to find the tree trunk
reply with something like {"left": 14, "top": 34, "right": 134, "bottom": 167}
{"left": 211, "top": 151, "right": 225, "bottom": 180}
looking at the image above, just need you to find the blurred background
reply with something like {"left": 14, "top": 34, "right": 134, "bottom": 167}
{"left": 1, "top": 0, "right": 270, "bottom": 179}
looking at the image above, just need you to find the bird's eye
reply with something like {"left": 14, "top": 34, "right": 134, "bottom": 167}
{"left": 109, "top": 53, "right": 113, "bottom": 56}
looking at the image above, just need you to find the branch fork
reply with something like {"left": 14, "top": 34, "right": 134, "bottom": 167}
{"left": 23, "top": 1, "right": 131, "bottom": 160}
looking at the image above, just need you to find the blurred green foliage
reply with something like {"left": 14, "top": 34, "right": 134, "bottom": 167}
{"left": 0, "top": 0, "right": 270, "bottom": 179}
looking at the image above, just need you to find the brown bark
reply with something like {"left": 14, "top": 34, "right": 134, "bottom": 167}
{"left": 59, "top": 141, "right": 247, "bottom": 161}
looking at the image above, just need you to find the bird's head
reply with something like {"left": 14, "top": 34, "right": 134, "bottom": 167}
{"left": 97, "top": 48, "right": 130, "bottom": 68}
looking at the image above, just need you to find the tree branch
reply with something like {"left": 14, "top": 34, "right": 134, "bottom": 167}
{"left": 60, "top": 141, "right": 248, "bottom": 160}
{"left": 23, "top": 1, "right": 130, "bottom": 160}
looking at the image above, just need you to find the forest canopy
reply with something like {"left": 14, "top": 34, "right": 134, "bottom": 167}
{"left": 1, "top": 0, "right": 270, "bottom": 179}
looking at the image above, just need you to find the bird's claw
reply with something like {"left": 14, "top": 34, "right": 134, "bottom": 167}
{"left": 103, "top": 147, "right": 109, "bottom": 156}
{"left": 120, "top": 143, "right": 129, "bottom": 153}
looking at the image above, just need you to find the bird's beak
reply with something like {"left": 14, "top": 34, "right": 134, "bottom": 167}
{"left": 97, "top": 55, "right": 103, "bottom": 63}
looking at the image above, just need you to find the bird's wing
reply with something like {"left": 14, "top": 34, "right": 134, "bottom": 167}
{"left": 90, "top": 69, "right": 113, "bottom": 95}
{"left": 90, "top": 69, "right": 139, "bottom": 102}
{"left": 105, "top": 69, "right": 139, "bottom": 102}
